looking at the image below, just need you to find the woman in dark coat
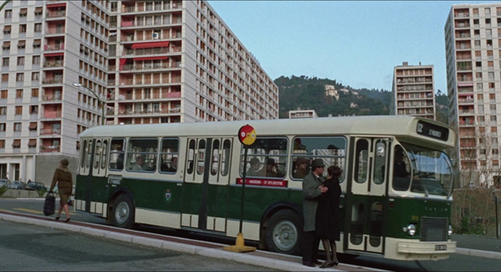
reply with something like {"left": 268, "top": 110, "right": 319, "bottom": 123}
{"left": 49, "top": 159, "right": 73, "bottom": 222}
{"left": 315, "top": 165, "right": 342, "bottom": 268}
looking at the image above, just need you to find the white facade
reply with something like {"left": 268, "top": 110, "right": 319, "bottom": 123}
{"left": 390, "top": 62, "right": 436, "bottom": 120}
{"left": 445, "top": 3, "right": 501, "bottom": 187}
{"left": 0, "top": 0, "right": 278, "bottom": 184}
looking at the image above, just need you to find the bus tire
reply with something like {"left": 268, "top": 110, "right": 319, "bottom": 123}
{"left": 111, "top": 194, "right": 135, "bottom": 229}
{"left": 265, "top": 210, "right": 302, "bottom": 255}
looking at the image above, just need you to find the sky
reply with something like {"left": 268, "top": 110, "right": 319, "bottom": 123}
{"left": 208, "top": 1, "right": 491, "bottom": 93}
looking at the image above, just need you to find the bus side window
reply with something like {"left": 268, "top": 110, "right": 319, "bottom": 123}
{"left": 160, "top": 138, "right": 179, "bottom": 174}
{"left": 187, "top": 140, "right": 195, "bottom": 174}
{"left": 197, "top": 140, "right": 206, "bottom": 175}
{"left": 221, "top": 140, "right": 231, "bottom": 176}
{"left": 354, "top": 139, "right": 369, "bottom": 184}
{"left": 101, "top": 140, "right": 108, "bottom": 170}
{"left": 109, "top": 138, "right": 125, "bottom": 171}
{"left": 211, "top": 140, "right": 220, "bottom": 176}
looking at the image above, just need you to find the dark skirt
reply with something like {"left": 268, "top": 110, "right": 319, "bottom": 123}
{"left": 58, "top": 187, "right": 71, "bottom": 206}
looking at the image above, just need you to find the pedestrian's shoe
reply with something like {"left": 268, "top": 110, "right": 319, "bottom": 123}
{"left": 302, "top": 262, "right": 316, "bottom": 267}
{"left": 313, "top": 260, "right": 322, "bottom": 265}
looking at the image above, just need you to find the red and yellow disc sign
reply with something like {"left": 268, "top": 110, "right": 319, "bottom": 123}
{"left": 238, "top": 125, "right": 256, "bottom": 146}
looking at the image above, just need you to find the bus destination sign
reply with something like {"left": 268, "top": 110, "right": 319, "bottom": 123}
{"left": 416, "top": 121, "right": 449, "bottom": 141}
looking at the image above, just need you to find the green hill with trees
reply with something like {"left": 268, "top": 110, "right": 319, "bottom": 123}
{"left": 275, "top": 75, "right": 448, "bottom": 124}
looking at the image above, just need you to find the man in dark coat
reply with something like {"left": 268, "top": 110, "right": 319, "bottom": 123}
{"left": 301, "top": 159, "right": 328, "bottom": 267}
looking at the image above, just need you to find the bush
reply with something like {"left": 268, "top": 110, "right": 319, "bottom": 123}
{"left": 37, "top": 188, "right": 47, "bottom": 197}
{"left": 0, "top": 185, "right": 6, "bottom": 196}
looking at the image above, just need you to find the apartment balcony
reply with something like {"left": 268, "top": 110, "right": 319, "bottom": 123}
{"left": 120, "top": 61, "right": 181, "bottom": 72}
{"left": 44, "top": 44, "right": 65, "bottom": 51}
{"left": 43, "top": 60, "right": 63, "bottom": 68}
{"left": 458, "top": 97, "right": 474, "bottom": 104}
{"left": 45, "top": 28, "right": 65, "bottom": 36}
{"left": 40, "top": 145, "right": 60, "bottom": 153}
{"left": 46, "top": 10, "right": 66, "bottom": 19}
{"left": 42, "top": 78, "right": 63, "bottom": 85}
{"left": 41, "top": 111, "right": 62, "bottom": 119}
{"left": 40, "top": 128, "right": 61, "bottom": 135}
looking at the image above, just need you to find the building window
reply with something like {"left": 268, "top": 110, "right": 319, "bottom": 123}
{"left": 14, "top": 122, "right": 21, "bottom": 131}
{"left": 2, "top": 42, "right": 10, "bottom": 50}
{"left": 17, "top": 40, "right": 25, "bottom": 49}
{"left": 16, "top": 89, "right": 22, "bottom": 98}
{"left": 34, "top": 7, "right": 42, "bottom": 17}
{"left": 0, "top": 140, "right": 5, "bottom": 148}
{"left": 4, "top": 9, "right": 12, "bottom": 19}
{"left": 12, "top": 139, "right": 21, "bottom": 148}
{"left": 15, "top": 106, "right": 22, "bottom": 115}
{"left": 3, "top": 25, "right": 11, "bottom": 34}
{"left": 19, "top": 8, "right": 27, "bottom": 17}
{"left": 16, "top": 73, "right": 24, "bottom": 82}
{"left": 32, "top": 56, "right": 40, "bottom": 65}
{"left": 1, "top": 74, "right": 8, "bottom": 83}
{"left": 17, "top": 56, "right": 25, "bottom": 66}
{"left": 0, "top": 123, "right": 5, "bottom": 132}
{"left": 19, "top": 24, "right": 27, "bottom": 33}
{"left": 32, "top": 72, "right": 39, "bottom": 81}
{"left": 2, "top": 58, "right": 9, "bottom": 67}
{"left": 29, "top": 122, "right": 37, "bottom": 130}
{"left": 28, "top": 139, "right": 37, "bottom": 148}
{"left": 31, "top": 88, "right": 39, "bottom": 97}
{"left": 30, "top": 105, "right": 38, "bottom": 114}
{"left": 34, "top": 23, "right": 42, "bottom": 33}
{"left": 33, "top": 40, "right": 41, "bottom": 49}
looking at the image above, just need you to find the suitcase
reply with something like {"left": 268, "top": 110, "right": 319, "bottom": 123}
{"left": 43, "top": 192, "right": 56, "bottom": 216}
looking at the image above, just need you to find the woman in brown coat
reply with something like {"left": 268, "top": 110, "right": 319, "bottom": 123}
{"left": 49, "top": 159, "right": 73, "bottom": 222}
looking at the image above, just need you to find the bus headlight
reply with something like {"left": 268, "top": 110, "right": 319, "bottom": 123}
{"left": 403, "top": 224, "right": 416, "bottom": 236}
{"left": 448, "top": 224, "right": 453, "bottom": 236}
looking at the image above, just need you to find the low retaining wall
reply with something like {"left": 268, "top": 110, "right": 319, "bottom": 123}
{"left": 1, "top": 189, "right": 44, "bottom": 198}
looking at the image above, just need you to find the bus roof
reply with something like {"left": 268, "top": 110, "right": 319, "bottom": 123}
{"left": 80, "top": 115, "right": 455, "bottom": 146}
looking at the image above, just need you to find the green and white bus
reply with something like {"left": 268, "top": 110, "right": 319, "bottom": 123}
{"left": 75, "top": 115, "right": 456, "bottom": 261}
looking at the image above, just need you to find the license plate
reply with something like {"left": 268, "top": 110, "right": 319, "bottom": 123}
{"left": 435, "top": 245, "right": 447, "bottom": 251}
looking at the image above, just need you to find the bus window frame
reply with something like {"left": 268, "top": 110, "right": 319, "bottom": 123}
{"left": 126, "top": 137, "right": 159, "bottom": 173}
{"left": 240, "top": 137, "right": 288, "bottom": 179}
{"left": 109, "top": 138, "right": 126, "bottom": 171}
{"left": 290, "top": 136, "right": 347, "bottom": 182}
{"left": 159, "top": 137, "right": 179, "bottom": 174}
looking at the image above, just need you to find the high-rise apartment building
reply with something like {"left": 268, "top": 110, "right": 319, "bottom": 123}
{"left": 0, "top": 0, "right": 278, "bottom": 184}
{"left": 390, "top": 62, "right": 436, "bottom": 120}
{"left": 445, "top": 3, "right": 501, "bottom": 187}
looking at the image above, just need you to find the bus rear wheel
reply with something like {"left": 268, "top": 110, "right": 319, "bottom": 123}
{"left": 111, "top": 194, "right": 135, "bottom": 229}
{"left": 265, "top": 210, "right": 302, "bottom": 255}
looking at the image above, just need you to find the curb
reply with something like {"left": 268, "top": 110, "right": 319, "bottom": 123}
{"left": 455, "top": 247, "right": 501, "bottom": 259}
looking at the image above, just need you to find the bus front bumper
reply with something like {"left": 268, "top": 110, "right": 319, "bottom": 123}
{"left": 386, "top": 237, "right": 457, "bottom": 261}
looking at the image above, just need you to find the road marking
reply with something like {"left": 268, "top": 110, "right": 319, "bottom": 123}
{"left": 13, "top": 208, "right": 77, "bottom": 216}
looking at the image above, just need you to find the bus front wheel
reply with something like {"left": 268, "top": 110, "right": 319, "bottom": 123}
{"left": 111, "top": 194, "right": 135, "bottom": 229}
{"left": 265, "top": 210, "right": 302, "bottom": 255}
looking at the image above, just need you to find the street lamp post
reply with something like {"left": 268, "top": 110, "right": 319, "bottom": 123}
{"left": 73, "top": 83, "right": 105, "bottom": 125}
{"left": 0, "top": 0, "right": 12, "bottom": 13}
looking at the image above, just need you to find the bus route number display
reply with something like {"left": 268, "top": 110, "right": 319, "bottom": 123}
{"left": 416, "top": 121, "right": 449, "bottom": 141}
{"left": 238, "top": 124, "right": 256, "bottom": 146}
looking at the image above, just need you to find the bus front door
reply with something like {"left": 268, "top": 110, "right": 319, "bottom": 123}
{"left": 182, "top": 138, "right": 232, "bottom": 233}
{"left": 346, "top": 137, "right": 388, "bottom": 255}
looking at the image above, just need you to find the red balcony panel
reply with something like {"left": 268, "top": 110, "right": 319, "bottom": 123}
{"left": 131, "top": 41, "right": 169, "bottom": 49}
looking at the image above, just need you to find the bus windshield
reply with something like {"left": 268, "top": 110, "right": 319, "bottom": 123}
{"left": 395, "top": 143, "right": 453, "bottom": 197}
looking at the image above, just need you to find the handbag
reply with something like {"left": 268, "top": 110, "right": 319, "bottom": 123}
{"left": 68, "top": 198, "right": 73, "bottom": 206}
{"left": 43, "top": 192, "right": 56, "bottom": 216}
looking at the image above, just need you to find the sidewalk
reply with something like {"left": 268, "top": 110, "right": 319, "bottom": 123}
{"left": 452, "top": 233, "right": 501, "bottom": 259}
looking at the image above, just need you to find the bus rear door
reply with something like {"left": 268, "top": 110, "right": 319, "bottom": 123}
{"left": 182, "top": 138, "right": 232, "bottom": 233}
{"left": 346, "top": 137, "right": 389, "bottom": 255}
